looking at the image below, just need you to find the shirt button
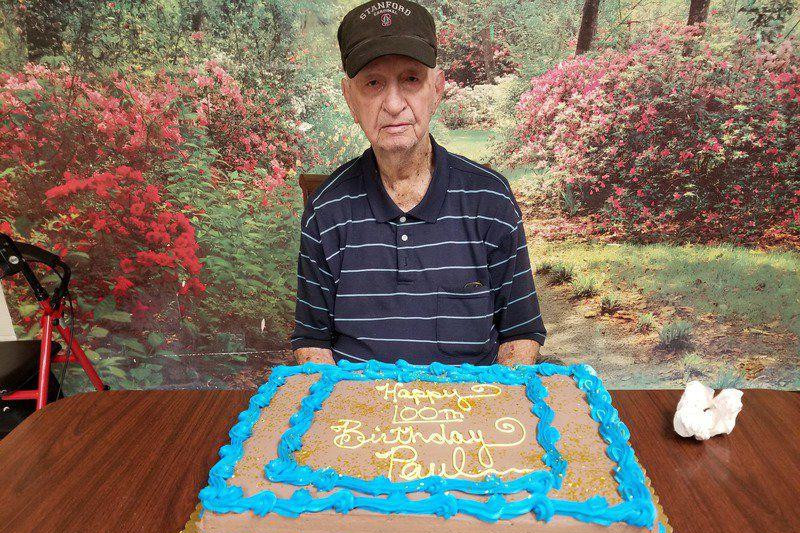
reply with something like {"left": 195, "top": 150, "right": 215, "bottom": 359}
{"left": 399, "top": 216, "right": 406, "bottom": 223}
{"left": 401, "top": 234, "right": 408, "bottom": 242}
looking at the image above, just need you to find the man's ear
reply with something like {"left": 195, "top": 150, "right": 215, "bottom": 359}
{"left": 341, "top": 76, "right": 360, "bottom": 125}
{"left": 431, "top": 66, "right": 445, "bottom": 113}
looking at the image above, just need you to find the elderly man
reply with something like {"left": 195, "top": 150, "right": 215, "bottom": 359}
{"left": 290, "top": 0, "right": 547, "bottom": 367}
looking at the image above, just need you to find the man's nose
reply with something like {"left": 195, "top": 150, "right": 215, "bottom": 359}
{"left": 382, "top": 82, "right": 407, "bottom": 115}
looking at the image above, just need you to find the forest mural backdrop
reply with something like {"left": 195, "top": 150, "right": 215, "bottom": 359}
{"left": 0, "top": 0, "right": 797, "bottom": 394}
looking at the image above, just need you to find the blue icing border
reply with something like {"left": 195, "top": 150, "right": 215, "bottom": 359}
{"left": 538, "top": 362, "right": 656, "bottom": 528}
{"left": 263, "top": 360, "right": 565, "bottom": 497}
{"left": 198, "top": 359, "right": 656, "bottom": 529}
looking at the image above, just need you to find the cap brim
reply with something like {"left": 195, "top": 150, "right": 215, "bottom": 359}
{"left": 345, "top": 34, "right": 436, "bottom": 78}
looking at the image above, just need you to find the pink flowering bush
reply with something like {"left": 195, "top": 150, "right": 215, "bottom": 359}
{"left": 505, "top": 23, "right": 800, "bottom": 246}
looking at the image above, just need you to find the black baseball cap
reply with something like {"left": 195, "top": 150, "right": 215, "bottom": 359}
{"left": 337, "top": 0, "right": 437, "bottom": 79}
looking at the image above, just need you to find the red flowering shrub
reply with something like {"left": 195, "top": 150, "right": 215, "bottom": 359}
{"left": 44, "top": 165, "right": 204, "bottom": 297}
{"left": 505, "top": 23, "right": 800, "bottom": 246}
{"left": 1, "top": 65, "right": 202, "bottom": 330}
{"left": 0, "top": 62, "right": 309, "bottom": 386}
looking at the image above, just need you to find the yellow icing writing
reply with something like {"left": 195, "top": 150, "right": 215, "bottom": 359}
{"left": 328, "top": 382, "right": 535, "bottom": 481}
{"left": 375, "top": 382, "right": 502, "bottom": 411}
{"left": 392, "top": 404, "right": 465, "bottom": 424}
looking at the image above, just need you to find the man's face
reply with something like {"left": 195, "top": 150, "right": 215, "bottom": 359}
{"left": 341, "top": 54, "right": 445, "bottom": 153}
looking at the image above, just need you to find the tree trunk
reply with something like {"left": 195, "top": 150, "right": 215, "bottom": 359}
{"left": 481, "top": 26, "right": 493, "bottom": 83}
{"left": 22, "top": 0, "right": 64, "bottom": 61}
{"left": 190, "top": 1, "right": 205, "bottom": 31}
{"left": 576, "top": 0, "right": 601, "bottom": 55}
{"left": 687, "top": 0, "right": 711, "bottom": 26}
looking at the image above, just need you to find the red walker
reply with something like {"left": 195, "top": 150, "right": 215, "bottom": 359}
{"left": 1, "top": 233, "right": 107, "bottom": 410}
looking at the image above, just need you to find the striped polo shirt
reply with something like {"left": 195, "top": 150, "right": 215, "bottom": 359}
{"left": 290, "top": 132, "right": 547, "bottom": 365}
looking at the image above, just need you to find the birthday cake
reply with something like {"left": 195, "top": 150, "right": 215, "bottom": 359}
{"left": 187, "top": 360, "right": 670, "bottom": 532}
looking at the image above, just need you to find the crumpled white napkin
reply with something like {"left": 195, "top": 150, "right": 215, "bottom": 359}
{"left": 673, "top": 380, "right": 743, "bottom": 441}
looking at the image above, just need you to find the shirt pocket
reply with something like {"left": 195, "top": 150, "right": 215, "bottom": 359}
{"left": 436, "top": 284, "right": 493, "bottom": 357}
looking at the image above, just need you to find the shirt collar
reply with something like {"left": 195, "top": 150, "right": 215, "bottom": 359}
{"left": 362, "top": 132, "right": 450, "bottom": 223}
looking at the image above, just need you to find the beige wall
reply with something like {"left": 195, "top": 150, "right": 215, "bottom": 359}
{"left": 0, "top": 282, "right": 17, "bottom": 341}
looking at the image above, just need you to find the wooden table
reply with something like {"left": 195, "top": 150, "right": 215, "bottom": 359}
{"left": 0, "top": 389, "right": 797, "bottom": 533}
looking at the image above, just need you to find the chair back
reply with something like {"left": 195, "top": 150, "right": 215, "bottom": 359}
{"left": 298, "top": 173, "right": 329, "bottom": 204}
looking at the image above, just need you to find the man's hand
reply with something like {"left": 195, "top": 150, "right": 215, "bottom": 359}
{"left": 497, "top": 339, "right": 540, "bottom": 367}
{"left": 294, "top": 347, "right": 335, "bottom": 365}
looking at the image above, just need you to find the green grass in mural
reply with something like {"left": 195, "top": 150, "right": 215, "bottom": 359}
{"left": 600, "top": 292, "right": 622, "bottom": 314}
{"left": 502, "top": 165, "right": 546, "bottom": 182}
{"left": 528, "top": 240, "right": 800, "bottom": 340}
{"left": 430, "top": 126, "right": 491, "bottom": 161}
{"left": 636, "top": 312, "right": 657, "bottom": 333}
{"left": 432, "top": 126, "right": 545, "bottom": 182}
{"left": 431, "top": 126, "right": 543, "bottom": 182}
{"left": 570, "top": 272, "right": 601, "bottom": 298}
{"left": 659, "top": 320, "right": 694, "bottom": 351}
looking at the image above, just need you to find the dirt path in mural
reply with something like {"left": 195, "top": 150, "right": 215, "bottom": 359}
{"left": 534, "top": 279, "right": 658, "bottom": 387}
{"left": 523, "top": 219, "right": 799, "bottom": 390}
{"left": 537, "top": 274, "right": 799, "bottom": 389}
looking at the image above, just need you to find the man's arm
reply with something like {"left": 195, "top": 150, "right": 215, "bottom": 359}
{"left": 497, "top": 339, "right": 541, "bottom": 366}
{"left": 289, "top": 198, "right": 338, "bottom": 364}
{"left": 485, "top": 190, "right": 548, "bottom": 367}
{"left": 294, "top": 346, "right": 335, "bottom": 365}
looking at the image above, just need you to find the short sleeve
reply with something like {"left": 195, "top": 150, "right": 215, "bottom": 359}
{"left": 485, "top": 192, "right": 547, "bottom": 346}
{"left": 289, "top": 199, "right": 337, "bottom": 350}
